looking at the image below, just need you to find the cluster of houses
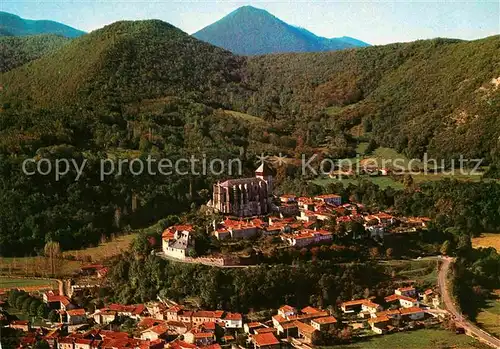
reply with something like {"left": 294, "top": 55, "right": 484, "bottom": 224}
{"left": 2, "top": 282, "right": 445, "bottom": 349}
{"left": 161, "top": 192, "right": 431, "bottom": 261}
{"left": 243, "top": 305, "right": 337, "bottom": 347}
{"left": 340, "top": 286, "right": 441, "bottom": 335}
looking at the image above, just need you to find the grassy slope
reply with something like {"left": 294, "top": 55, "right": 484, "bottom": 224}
{"left": 322, "top": 329, "right": 489, "bottom": 349}
{"left": 62, "top": 233, "right": 137, "bottom": 262}
{"left": 476, "top": 294, "right": 500, "bottom": 338}
{"left": 0, "top": 277, "right": 57, "bottom": 289}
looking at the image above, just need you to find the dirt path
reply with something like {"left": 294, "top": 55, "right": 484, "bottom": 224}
{"left": 438, "top": 257, "right": 500, "bottom": 348}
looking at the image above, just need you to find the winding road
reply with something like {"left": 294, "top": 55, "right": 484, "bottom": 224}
{"left": 438, "top": 257, "right": 500, "bottom": 348}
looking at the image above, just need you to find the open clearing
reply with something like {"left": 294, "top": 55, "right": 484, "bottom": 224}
{"left": 472, "top": 233, "right": 500, "bottom": 252}
{"left": 0, "top": 277, "right": 57, "bottom": 292}
{"left": 476, "top": 291, "right": 500, "bottom": 338}
{"left": 312, "top": 176, "right": 404, "bottom": 190}
{"left": 0, "top": 257, "right": 82, "bottom": 277}
{"left": 322, "top": 328, "right": 490, "bottom": 349}
{"left": 62, "top": 233, "right": 137, "bottom": 262}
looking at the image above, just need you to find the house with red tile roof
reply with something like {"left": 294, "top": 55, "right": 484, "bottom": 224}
{"left": 314, "top": 194, "right": 342, "bottom": 206}
{"left": 66, "top": 309, "right": 86, "bottom": 325}
{"left": 277, "top": 305, "right": 297, "bottom": 318}
{"left": 310, "top": 316, "right": 338, "bottom": 331}
{"left": 140, "top": 324, "right": 171, "bottom": 341}
{"left": 9, "top": 320, "right": 30, "bottom": 332}
{"left": 367, "top": 315, "right": 391, "bottom": 334}
{"left": 294, "top": 321, "right": 318, "bottom": 344}
{"left": 384, "top": 294, "right": 419, "bottom": 308}
{"left": 162, "top": 225, "right": 195, "bottom": 259}
{"left": 399, "top": 306, "right": 425, "bottom": 320}
{"left": 395, "top": 286, "right": 417, "bottom": 297}
{"left": 244, "top": 322, "right": 266, "bottom": 334}
{"left": 251, "top": 332, "right": 280, "bottom": 349}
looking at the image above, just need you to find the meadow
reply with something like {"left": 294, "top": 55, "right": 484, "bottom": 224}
{"left": 322, "top": 328, "right": 490, "bottom": 349}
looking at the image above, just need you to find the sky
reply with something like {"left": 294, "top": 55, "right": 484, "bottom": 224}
{"left": 2, "top": 0, "right": 499, "bottom": 45}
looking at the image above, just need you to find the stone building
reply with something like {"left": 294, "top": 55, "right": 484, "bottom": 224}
{"left": 210, "top": 164, "right": 272, "bottom": 217}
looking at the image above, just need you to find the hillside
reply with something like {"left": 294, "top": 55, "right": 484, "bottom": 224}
{"left": 241, "top": 36, "right": 500, "bottom": 162}
{"left": 0, "top": 11, "right": 85, "bottom": 37}
{"left": 0, "top": 20, "right": 245, "bottom": 108}
{"left": 193, "top": 6, "right": 368, "bottom": 55}
{"left": 0, "top": 34, "right": 71, "bottom": 72}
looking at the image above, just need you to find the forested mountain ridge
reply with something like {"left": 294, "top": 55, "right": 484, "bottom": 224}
{"left": 0, "top": 19, "right": 499, "bottom": 256}
{"left": 242, "top": 36, "right": 500, "bottom": 162}
{"left": 193, "top": 6, "right": 369, "bottom": 55}
{"left": 0, "top": 34, "right": 71, "bottom": 72}
{"left": 0, "top": 20, "right": 245, "bottom": 109}
{"left": 0, "top": 11, "right": 85, "bottom": 37}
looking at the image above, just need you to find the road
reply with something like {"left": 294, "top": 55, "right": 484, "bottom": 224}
{"left": 438, "top": 257, "right": 500, "bottom": 348}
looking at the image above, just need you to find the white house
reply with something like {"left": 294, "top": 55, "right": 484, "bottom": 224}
{"left": 162, "top": 225, "right": 195, "bottom": 259}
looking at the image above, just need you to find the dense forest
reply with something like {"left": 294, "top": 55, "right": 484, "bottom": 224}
{"left": 0, "top": 19, "right": 499, "bottom": 256}
{"left": 105, "top": 254, "right": 390, "bottom": 312}
{"left": 453, "top": 247, "right": 500, "bottom": 321}
{"left": 0, "top": 34, "right": 70, "bottom": 72}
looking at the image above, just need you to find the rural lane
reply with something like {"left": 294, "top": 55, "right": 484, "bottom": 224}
{"left": 438, "top": 257, "right": 500, "bottom": 348}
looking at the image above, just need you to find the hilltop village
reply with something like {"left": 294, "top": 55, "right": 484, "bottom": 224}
{"left": 161, "top": 165, "right": 430, "bottom": 266}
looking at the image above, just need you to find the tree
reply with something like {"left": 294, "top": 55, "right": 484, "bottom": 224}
{"left": 22, "top": 297, "right": 33, "bottom": 314}
{"left": 385, "top": 248, "right": 394, "bottom": 259}
{"left": 369, "top": 247, "right": 379, "bottom": 259}
{"left": 48, "top": 309, "right": 59, "bottom": 323}
{"left": 15, "top": 295, "right": 28, "bottom": 310}
{"left": 457, "top": 234, "right": 472, "bottom": 253}
{"left": 44, "top": 241, "right": 61, "bottom": 276}
{"left": 403, "top": 174, "right": 414, "bottom": 190}
{"left": 34, "top": 340, "right": 50, "bottom": 349}
{"left": 29, "top": 299, "right": 41, "bottom": 317}
{"left": 37, "top": 304, "right": 48, "bottom": 319}
{"left": 440, "top": 240, "right": 452, "bottom": 256}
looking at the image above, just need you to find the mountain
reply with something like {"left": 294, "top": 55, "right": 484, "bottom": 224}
{"left": 0, "top": 11, "right": 85, "bottom": 37}
{"left": 0, "top": 20, "right": 244, "bottom": 107}
{"left": 0, "top": 34, "right": 71, "bottom": 72}
{"left": 193, "top": 6, "right": 369, "bottom": 55}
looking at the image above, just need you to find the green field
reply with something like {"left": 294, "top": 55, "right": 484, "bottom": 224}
{"left": 476, "top": 296, "right": 500, "bottom": 338}
{"left": 381, "top": 259, "right": 439, "bottom": 288}
{"left": 312, "top": 176, "right": 404, "bottom": 190}
{"left": 223, "top": 110, "right": 268, "bottom": 125}
{"left": 322, "top": 329, "right": 489, "bottom": 349}
{"left": 0, "top": 277, "right": 57, "bottom": 289}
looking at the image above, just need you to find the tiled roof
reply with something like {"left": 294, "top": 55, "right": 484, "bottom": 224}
{"left": 254, "top": 327, "right": 277, "bottom": 334}
{"left": 294, "top": 321, "right": 316, "bottom": 334}
{"left": 368, "top": 315, "right": 390, "bottom": 324}
{"left": 399, "top": 306, "right": 424, "bottom": 315}
{"left": 253, "top": 333, "right": 280, "bottom": 347}
{"left": 341, "top": 299, "right": 370, "bottom": 307}
{"left": 278, "top": 305, "right": 296, "bottom": 313}
{"left": 67, "top": 309, "right": 85, "bottom": 316}
{"left": 312, "top": 316, "right": 337, "bottom": 324}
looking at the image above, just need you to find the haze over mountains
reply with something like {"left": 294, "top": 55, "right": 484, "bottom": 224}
{"left": 0, "top": 11, "right": 85, "bottom": 37}
{"left": 193, "top": 6, "right": 370, "bottom": 55}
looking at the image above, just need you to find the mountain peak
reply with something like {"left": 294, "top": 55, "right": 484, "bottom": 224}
{"left": 193, "top": 7, "right": 368, "bottom": 55}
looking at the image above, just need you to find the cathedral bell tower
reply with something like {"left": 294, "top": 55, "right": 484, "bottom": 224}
{"left": 255, "top": 163, "right": 273, "bottom": 195}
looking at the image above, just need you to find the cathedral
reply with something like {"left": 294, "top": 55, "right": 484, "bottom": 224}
{"left": 210, "top": 164, "right": 273, "bottom": 217}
